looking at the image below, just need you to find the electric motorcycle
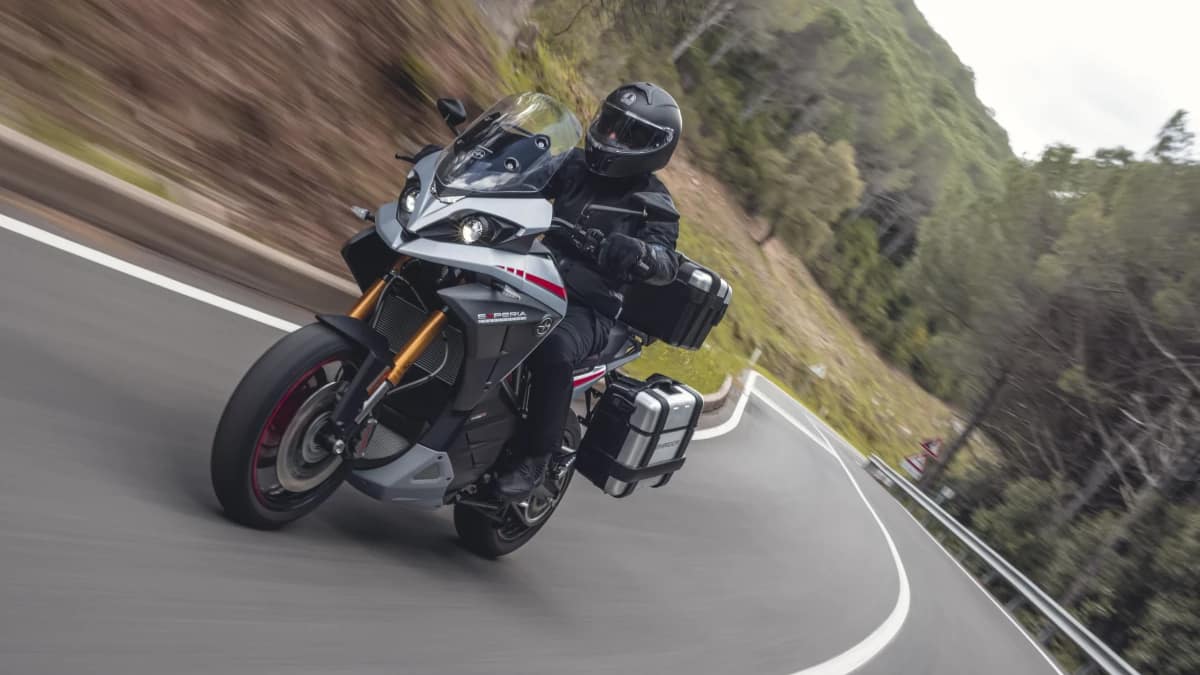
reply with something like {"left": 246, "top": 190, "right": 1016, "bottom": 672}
{"left": 210, "top": 92, "right": 661, "bottom": 558}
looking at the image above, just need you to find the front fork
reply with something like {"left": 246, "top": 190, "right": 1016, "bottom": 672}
{"left": 328, "top": 264, "right": 447, "bottom": 449}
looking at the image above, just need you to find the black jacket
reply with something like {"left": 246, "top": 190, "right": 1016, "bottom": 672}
{"left": 543, "top": 149, "right": 680, "bottom": 318}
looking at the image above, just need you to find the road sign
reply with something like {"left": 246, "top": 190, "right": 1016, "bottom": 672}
{"left": 902, "top": 453, "right": 927, "bottom": 479}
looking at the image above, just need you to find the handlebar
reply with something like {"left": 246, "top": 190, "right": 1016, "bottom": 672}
{"left": 551, "top": 217, "right": 605, "bottom": 262}
{"left": 550, "top": 217, "right": 653, "bottom": 281}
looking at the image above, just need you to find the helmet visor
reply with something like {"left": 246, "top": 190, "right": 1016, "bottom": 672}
{"left": 591, "top": 103, "right": 674, "bottom": 153}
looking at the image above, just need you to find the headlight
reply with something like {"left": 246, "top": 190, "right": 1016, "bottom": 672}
{"left": 459, "top": 216, "right": 489, "bottom": 244}
{"left": 400, "top": 185, "right": 420, "bottom": 213}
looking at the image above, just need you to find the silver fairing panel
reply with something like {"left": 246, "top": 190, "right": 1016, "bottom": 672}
{"left": 393, "top": 236, "right": 568, "bottom": 316}
{"left": 375, "top": 150, "right": 567, "bottom": 316}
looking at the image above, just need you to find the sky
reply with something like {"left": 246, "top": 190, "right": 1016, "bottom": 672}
{"left": 914, "top": 0, "right": 1200, "bottom": 158}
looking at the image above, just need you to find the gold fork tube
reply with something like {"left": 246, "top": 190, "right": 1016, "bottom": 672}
{"left": 384, "top": 310, "right": 448, "bottom": 386}
{"left": 347, "top": 278, "right": 386, "bottom": 321}
{"left": 347, "top": 256, "right": 412, "bottom": 321}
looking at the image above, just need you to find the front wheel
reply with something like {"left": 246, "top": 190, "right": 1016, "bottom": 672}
{"left": 211, "top": 323, "right": 362, "bottom": 529}
{"left": 454, "top": 413, "right": 582, "bottom": 559}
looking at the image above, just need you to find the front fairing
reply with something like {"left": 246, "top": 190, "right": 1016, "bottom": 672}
{"left": 374, "top": 148, "right": 566, "bottom": 316}
{"left": 369, "top": 149, "right": 569, "bottom": 412}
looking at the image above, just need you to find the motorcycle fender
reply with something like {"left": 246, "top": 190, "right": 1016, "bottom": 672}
{"left": 341, "top": 226, "right": 399, "bottom": 292}
{"left": 315, "top": 314, "right": 393, "bottom": 362}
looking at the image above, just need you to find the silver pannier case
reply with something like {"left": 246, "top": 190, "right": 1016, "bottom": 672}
{"left": 576, "top": 373, "right": 703, "bottom": 498}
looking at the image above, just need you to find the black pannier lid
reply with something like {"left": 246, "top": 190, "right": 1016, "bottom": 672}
{"left": 619, "top": 253, "right": 732, "bottom": 350}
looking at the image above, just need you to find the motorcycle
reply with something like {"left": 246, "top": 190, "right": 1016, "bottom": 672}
{"left": 210, "top": 92, "right": 682, "bottom": 558}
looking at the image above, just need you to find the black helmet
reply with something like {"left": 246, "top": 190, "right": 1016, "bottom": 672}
{"left": 585, "top": 83, "right": 682, "bottom": 178}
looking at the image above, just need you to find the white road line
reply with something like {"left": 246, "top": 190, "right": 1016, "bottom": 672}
{"left": 3, "top": 212, "right": 1044, "bottom": 673}
{"left": 752, "top": 390, "right": 912, "bottom": 675}
{"left": 892, "top": 507, "right": 1066, "bottom": 675}
{"left": 0, "top": 213, "right": 302, "bottom": 332}
{"left": 753, "top": 378, "right": 1062, "bottom": 674}
{"left": 3, "top": 212, "right": 906, "bottom": 673}
{"left": 752, "top": 379, "right": 868, "bottom": 462}
{"left": 692, "top": 371, "right": 757, "bottom": 439}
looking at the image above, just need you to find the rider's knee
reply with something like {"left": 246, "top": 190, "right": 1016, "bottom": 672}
{"left": 529, "top": 332, "right": 574, "bottom": 371}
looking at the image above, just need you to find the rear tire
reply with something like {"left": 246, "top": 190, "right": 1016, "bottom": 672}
{"left": 211, "top": 323, "right": 361, "bottom": 530}
{"left": 454, "top": 413, "right": 582, "bottom": 559}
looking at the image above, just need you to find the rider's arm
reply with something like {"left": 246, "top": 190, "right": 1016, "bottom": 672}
{"left": 633, "top": 184, "right": 680, "bottom": 286}
{"left": 598, "top": 182, "right": 680, "bottom": 285}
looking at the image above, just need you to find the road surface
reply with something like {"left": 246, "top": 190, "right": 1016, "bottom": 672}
{"left": 0, "top": 201, "right": 1061, "bottom": 674}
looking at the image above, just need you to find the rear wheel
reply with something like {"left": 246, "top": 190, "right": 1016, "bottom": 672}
{"left": 211, "top": 323, "right": 362, "bottom": 529}
{"left": 454, "top": 413, "right": 582, "bottom": 559}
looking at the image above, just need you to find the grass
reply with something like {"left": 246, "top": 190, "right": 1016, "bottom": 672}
{"left": 495, "top": 39, "right": 595, "bottom": 117}
{"left": 623, "top": 340, "right": 745, "bottom": 394}
{"left": 9, "top": 107, "right": 169, "bottom": 200}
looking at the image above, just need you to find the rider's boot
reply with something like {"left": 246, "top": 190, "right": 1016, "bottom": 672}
{"left": 494, "top": 454, "right": 551, "bottom": 499}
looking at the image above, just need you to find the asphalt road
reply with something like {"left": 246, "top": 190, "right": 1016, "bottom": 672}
{"left": 0, "top": 202, "right": 1062, "bottom": 675}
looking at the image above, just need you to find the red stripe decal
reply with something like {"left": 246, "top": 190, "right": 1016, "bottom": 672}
{"left": 496, "top": 266, "right": 563, "bottom": 299}
{"left": 573, "top": 367, "right": 606, "bottom": 387}
{"left": 526, "top": 272, "right": 567, "bottom": 300}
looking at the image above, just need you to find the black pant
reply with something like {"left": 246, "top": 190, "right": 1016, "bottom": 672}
{"left": 520, "top": 303, "right": 613, "bottom": 458}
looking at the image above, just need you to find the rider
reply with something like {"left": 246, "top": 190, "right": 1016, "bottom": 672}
{"left": 495, "top": 82, "right": 684, "bottom": 498}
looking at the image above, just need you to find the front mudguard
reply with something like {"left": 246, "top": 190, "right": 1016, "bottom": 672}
{"left": 316, "top": 314, "right": 391, "bottom": 362}
{"left": 315, "top": 314, "right": 391, "bottom": 430}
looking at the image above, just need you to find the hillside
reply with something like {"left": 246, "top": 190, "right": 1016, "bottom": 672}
{"left": 535, "top": 0, "right": 1016, "bottom": 452}
{"left": 533, "top": 0, "right": 1018, "bottom": 392}
{"left": 0, "top": 0, "right": 983, "bottom": 463}
{"left": 539, "top": 0, "right": 1011, "bottom": 252}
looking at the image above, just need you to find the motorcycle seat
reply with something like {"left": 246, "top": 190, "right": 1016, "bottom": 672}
{"left": 576, "top": 322, "right": 635, "bottom": 372}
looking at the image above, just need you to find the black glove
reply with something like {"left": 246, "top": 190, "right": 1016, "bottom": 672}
{"left": 598, "top": 233, "right": 648, "bottom": 281}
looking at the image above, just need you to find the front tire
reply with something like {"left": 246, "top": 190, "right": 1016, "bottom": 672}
{"left": 454, "top": 413, "right": 582, "bottom": 559}
{"left": 211, "top": 323, "right": 361, "bottom": 529}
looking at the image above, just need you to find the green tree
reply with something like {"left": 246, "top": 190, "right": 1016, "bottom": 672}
{"left": 755, "top": 132, "right": 863, "bottom": 251}
{"left": 972, "top": 478, "right": 1067, "bottom": 571}
{"left": 1128, "top": 507, "right": 1200, "bottom": 674}
{"left": 1150, "top": 109, "right": 1195, "bottom": 164}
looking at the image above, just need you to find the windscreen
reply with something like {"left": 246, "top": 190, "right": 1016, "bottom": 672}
{"left": 435, "top": 92, "right": 582, "bottom": 195}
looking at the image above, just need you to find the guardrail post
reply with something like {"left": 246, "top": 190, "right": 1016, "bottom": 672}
{"left": 1005, "top": 595, "right": 1025, "bottom": 613}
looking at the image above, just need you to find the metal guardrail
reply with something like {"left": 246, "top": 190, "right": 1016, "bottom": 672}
{"left": 865, "top": 455, "right": 1140, "bottom": 675}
